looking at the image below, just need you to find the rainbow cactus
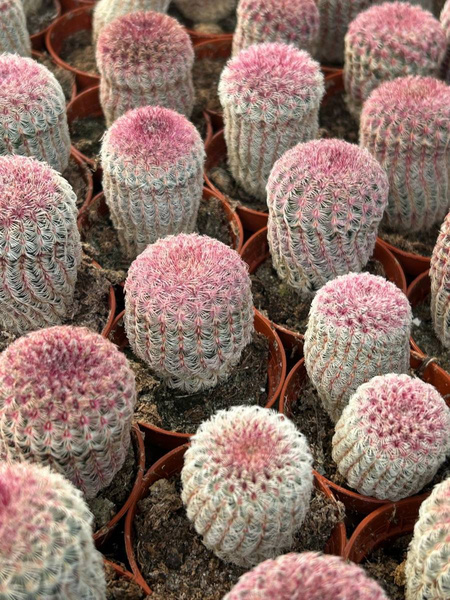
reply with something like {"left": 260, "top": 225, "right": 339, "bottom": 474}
{"left": 441, "top": 0, "right": 450, "bottom": 82}
{"left": 0, "top": 462, "right": 106, "bottom": 599}
{"left": 232, "top": 0, "right": 320, "bottom": 57}
{"left": 101, "top": 105, "right": 205, "bottom": 259}
{"left": 181, "top": 406, "right": 313, "bottom": 567}
{"left": 224, "top": 552, "right": 389, "bottom": 599}
{"left": 0, "top": 0, "right": 30, "bottom": 56}
{"left": 360, "top": 76, "right": 450, "bottom": 233}
{"left": 430, "top": 211, "right": 450, "bottom": 349}
{"left": 304, "top": 272, "right": 412, "bottom": 423}
{"left": 219, "top": 42, "right": 324, "bottom": 200}
{"left": 174, "top": 0, "right": 237, "bottom": 22}
{"left": 267, "top": 139, "right": 388, "bottom": 296}
{"left": 0, "top": 54, "right": 71, "bottom": 171}
{"left": 0, "top": 156, "right": 81, "bottom": 335}
{"left": 97, "top": 11, "right": 194, "bottom": 127}
{"left": 0, "top": 326, "right": 136, "bottom": 499}
{"left": 344, "top": 2, "right": 446, "bottom": 117}
{"left": 124, "top": 233, "right": 254, "bottom": 393}
{"left": 333, "top": 374, "right": 450, "bottom": 501}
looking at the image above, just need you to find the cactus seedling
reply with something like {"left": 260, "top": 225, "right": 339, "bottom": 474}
{"left": 174, "top": 0, "right": 237, "bottom": 23}
{"left": 0, "top": 0, "right": 30, "bottom": 56}
{"left": 430, "top": 211, "right": 450, "bottom": 349}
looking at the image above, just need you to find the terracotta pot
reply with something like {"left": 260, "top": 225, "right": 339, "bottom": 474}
{"left": 280, "top": 354, "right": 450, "bottom": 515}
{"left": 31, "top": 49, "right": 77, "bottom": 103}
{"left": 125, "top": 445, "right": 346, "bottom": 592}
{"left": 110, "top": 308, "right": 287, "bottom": 450}
{"left": 61, "top": 0, "right": 95, "bottom": 12}
{"left": 30, "top": 0, "right": 62, "bottom": 51}
{"left": 46, "top": 7, "right": 99, "bottom": 91}
{"left": 377, "top": 238, "right": 430, "bottom": 279}
{"left": 103, "top": 560, "right": 151, "bottom": 596}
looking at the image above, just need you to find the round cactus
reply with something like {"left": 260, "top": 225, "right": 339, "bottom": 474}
{"left": 0, "top": 0, "right": 30, "bottom": 56}
{"left": 0, "top": 326, "right": 136, "bottom": 499}
{"left": 0, "top": 54, "right": 71, "bottom": 171}
{"left": 304, "top": 272, "right": 412, "bottom": 423}
{"left": 267, "top": 138, "right": 389, "bottom": 296}
{"left": 181, "top": 406, "right": 314, "bottom": 567}
{"left": 0, "top": 155, "right": 81, "bottom": 335}
{"left": 430, "top": 211, "right": 450, "bottom": 349}
{"left": 174, "top": 0, "right": 237, "bottom": 22}
{"left": 219, "top": 42, "right": 324, "bottom": 201}
{"left": 232, "top": 0, "right": 320, "bottom": 57}
{"left": 333, "top": 374, "right": 450, "bottom": 501}
{"left": 360, "top": 76, "right": 450, "bottom": 233}
{"left": 441, "top": 0, "right": 450, "bottom": 81}
{"left": 0, "top": 462, "right": 106, "bottom": 599}
{"left": 101, "top": 105, "right": 205, "bottom": 259}
{"left": 223, "top": 551, "right": 389, "bottom": 599}
{"left": 344, "top": 2, "right": 447, "bottom": 117}
{"left": 124, "top": 233, "right": 254, "bottom": 393}
{"left": 97, "top": 11, "right": 194, "bottom": 127}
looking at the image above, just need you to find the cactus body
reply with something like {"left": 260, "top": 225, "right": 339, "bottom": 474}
{"left": 441, "top": 0, "right": 450, "bottom": 81}
{"left": 174, "top": 0, "right": 237, "bottom": 22}
{"left": 0, "top": 0, "right": 30, "bottom": 55}
{"left": 430, "top": 211, "right": 450, "bottom": 349}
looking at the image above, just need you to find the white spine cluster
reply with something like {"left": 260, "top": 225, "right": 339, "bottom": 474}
{"left": 430, "top": 211, "right": 450, "bottom": 349}
{"left": 174, "top": 0, "right": 237, "bottom": 22}
{"left": 0, "top": 0, "right": 30, "bottom": 56}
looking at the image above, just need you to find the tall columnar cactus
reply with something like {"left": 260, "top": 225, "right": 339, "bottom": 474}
{"left": 332, "top": 374, "right": 450, "bottom": 501}
{"left": 181, "top": 406, "right": 313, "bottom": 567}
{"left": 219, "top": 42, "right": 324, "bottom": 200}
{"left": 360, "top": 76, "right": 450, "bottom": 233}
{"left": 430, "top": 211, "right": 450, "bottom": 349}
{"left": 96, "top": 11, "right": 194, "bottom": 127}
{"left": 267, "top": 139, "right": 388, "bottom": 296}
{"left": 441, "top": 0, "right": 450, "bottom": 82}
{"left": 125, "top": 233, "right": 254, "bottom": 393}
{"left": 344, "top": 2, "right": 447, "bottom": 117}
{"left": 101, "top": 105, "right": 205, "bottom": 259}
{"left": 0, "top": 156, "right": 81, "bottom": 335}
{"left": 232, "top": 0, "right": 320, "bottom": 57}
{"left": 0, "top": 0, "right": 30, "bottom": 55}
{"left": 304, "top": 272, "right": 412, "bottom": 423}
{"left": 0, "top": 326, "right": 136, "bottom": 498}
{"left": 224, "top": 552, "right": 389, "bottom": 599}
{"left": 405, "top": 477, "right": 450, "bottom": 599}
{"left": 0, "top": 462, "right": 106, "bottom": 600}
{"left": 0, "top": 54, "right": 71, "bottom": 171}
{"left": 174, "top": 0, "right": 237, "bottom": 22}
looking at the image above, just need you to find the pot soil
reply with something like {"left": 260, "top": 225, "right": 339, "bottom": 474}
{"left": 65, "top": 151, "right": 93, "bottom": 209}
{"left": 319, "top": 72, "right": 358, "bottom": 144}
{"left": 104, "top": 561, "right": 150, "bottom": 599}
{"left": 32, "top": 50, "right": 76, "bottom": 103}
{"left": 29, "top": 0, "right": 61, "bottom": 50}
{"left": 363, "top": 535, "right": 411, "bottom": 600}
{"left": 168, "top": 4, "right": 235, "bottom": 44}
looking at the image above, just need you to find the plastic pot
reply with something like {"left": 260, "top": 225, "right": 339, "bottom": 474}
{"left": 104, "top": 560, "right": 151, "bottom": 596}
{"left": 46, "top": 7, "right": 99, "bottom": 91}
{"left": 110, "top": 309, "right": 287, "bottom": 450}
{"left": 125, "top": 444, "right": 347, "bottom": 593}
{"left": 30, "top": 0, "right": 62, "bottom": 51}
{"left": 31, "top": 49, "right": 77, "bottom": 103}
{"left": 61, "top": 0, "right": 95, "bottom": 12}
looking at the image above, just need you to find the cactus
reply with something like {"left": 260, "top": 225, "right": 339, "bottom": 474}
{"left": 360, "top": 76, "right": 450, "bottom": 233}
{"left": 0, "top": 54, "right": 71, "bottom": 171}
{"left": 0, "top": 462, "right": 106, "bottom": 600}
{"left": 0, "top": 155, "right": 81, "bottom": 335}
{"left": 223, "top": 552, "right": 389, "bottom": 599}
{"left": 174, "top": 0, "right": 237, "bottom": 23}
{"left": 344, "top": 2, "right": 446, "bottom": 117}
{"left": 101, "top": 105, "right": 205, "bottom": 259}
{"left": 181, "top": 406, "right": 314, "bottom": 567}
{"left": 97, "top": 11, "right": 194, "bottom": 127}
{"left": 0, "top": 326, "right": 136, "bottom": 499}
{"left": 124, "top": 233, "right": 254, "bottom": 393}
{"left": 267, "top": 139, "right": 388, "bottom": 296}
{"left": 232, "top": 0, "right": 320, "bottom": 58}
{"left": 304, "top": 272, "right": 412, "bottom": 423}
{"left": 430, "top": 211, "right": 450, "bottom": 349}
{"left": 219, "top": 42, "right": 324, "bottom": 201}
{"left": 441, "top": 0, "right": 450, "bottom": 81}
{"left": 0, "top": 0, "right": 30, "bottom": 56}
{"left": 405, "top": 477, "right": 450, "bottom": 600}
{"left": 332, "top": 374, "right": 450, "bottom": 501}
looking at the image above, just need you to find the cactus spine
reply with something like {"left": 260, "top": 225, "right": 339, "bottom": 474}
{"left": 430, "top": 211, "right": 450, "bottom": 349}
{"left": 0, "top": 0, "right": 30, "bottom": 56}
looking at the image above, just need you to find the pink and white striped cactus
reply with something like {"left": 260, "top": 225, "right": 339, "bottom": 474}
{"left": 430, "top": 211, "right": 450, "bottom": 349}
{"left": 0, "top": 0, "right": 30, "bottom": 55}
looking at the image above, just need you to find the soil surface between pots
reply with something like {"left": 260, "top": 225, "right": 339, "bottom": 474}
{"left": 105, "top": 562, "right": 149, "bottom": 600}
{"left": 363, "top": 534, "right": 411, "bottom": 600}
{"left": 319, "top": 87, "right": 358, "bottom": 143}
{"left": 70, "top": 114, "right": 105, "bottom": 163}
{"left": 27, "top": 0, "right": 59, "bottom": 35}
{"left": 412, "top": 296, "right": 450, "bottom": 373}
{"left": 168, "top": 4, "right": 236, "bottom": 36}
{"left": 60, "top": 29, "right": 98, "bottom": 75}
{"left": 64, "top": 154, "right": 90, "bottom": 208}
{"left": 379, "top": 222, "right": 440, "bottom": 258}
{"left": 34, "top": 51, "right": 75, "bottom": 102}
{"left": 193, "top": 55, "right": 225, "bottom": 116}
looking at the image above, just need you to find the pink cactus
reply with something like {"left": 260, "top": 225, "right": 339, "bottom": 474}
{"left": 0, "top": 0, "right": 30, "bottom": 56}
{"left": 97, "top": 10, "right": 195, "bottom": 126}
{"left": 441, "top": 0, "right": 450, "bottom": 82}
{"left": 124, "top": 233, "right": 254, "bottom": 393}
{"left": 0, "top": 326, "right": 136, "bottom": 498}
{"left": 430, "top": 211, "right": 450, "bottom": 349}
{"left": 224, "top": 552, "right": 389, "bottom": 599}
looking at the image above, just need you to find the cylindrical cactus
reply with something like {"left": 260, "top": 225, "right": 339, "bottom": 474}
{"left": 267, "top": 139, "right": 388, "bottom": 296}
{"left": 181, "top": 406, "right": 314, "bottom": 567}
{"left": 101, "top": 105, "right": 205, "bottom": 259}
{"left": 0, "top": 462, "right": 106, "bottom": 600}
{"left": 224, "top": 552, "right": 389, "bottom": 599}
{"left": 0, "top": 155, "right": 81, "bottom": 335}
{"left": 344, "top": 2, "right": 447, "bottom": 117}
{"left": 232, "top": 0, "right": 320, "bottom": 57}
{"left": 0, "top": 326, "right": 136, "bottom": 499}
{"left": 430, "top": 211, "right": 450, "bottom": 349}
{"left": 360, "top": 76, "right": 450, "bottom": 233}
{"left": 97, "top": 11, "right": 194, "bottom": 127}
{"left": 405, "top": 477, "right": 450, "bottom": 599}
{"left": 0, "top": 54, "right": 71, "bottom": 171}
{"left": 219, "top": 42, "right": 324, "bottom": 201}
{"left": 441, "top": 0, "right": 450, "bottom": 82}
{"left": 124, "top": 233, "right": 254, "bottom": 393}
{"left": 174, "top": 0, "right": 237, "bottom": 22}
{"left": 333, "top": 374, "right": 450, "bottom": 501}
{"left": 0, "top": 0, "right": 30, "bottom": 56}
{"left": 304, "top": 272, "right": 412, "bottom": 423}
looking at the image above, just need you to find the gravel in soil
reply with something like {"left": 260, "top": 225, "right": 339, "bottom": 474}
{"left": 319, "top": 89, "right": 359, "bottom": 144}
{"left": 412, "top": 298, "right": 450, "bottom": 373}
{"left": 208, "top": 160, "right": 269, "bottom": 213}
{"left": 168, "top": 4, "right": 236, "bottom": 34}
{"left": 34, "top": 52, "right": 75, "bottom": 102}
{"left": 63, "top": 155, "right": 89, "bottom": 208}
{"left": 379, "top": 221, "right": 440, "bottom": 258}
{"left": 60, "top": 29, "right": 99, "bottom": 75}
{"left": 363, "top": 534, "right": 411, "bottom": 600}
{"left": 26, "top": 0, "right": 58, "bottom": 35}
{"left": 134, "top": 475, "right": 344, "bottom": 600}
{"left": 105, "top": 562, "right": 149, "bottom": 600}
